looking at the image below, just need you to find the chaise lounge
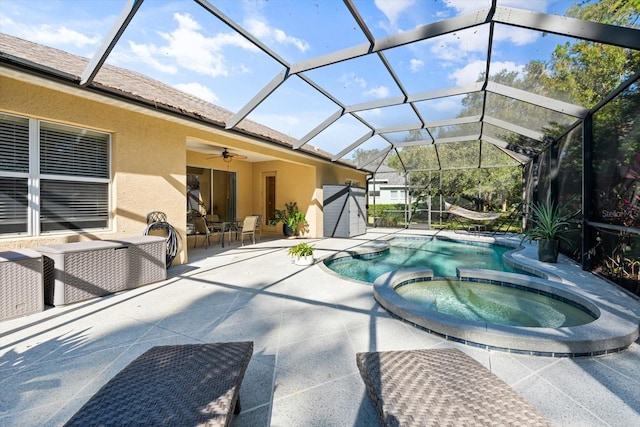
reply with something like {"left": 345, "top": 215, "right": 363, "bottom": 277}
{"left": 356, "top": 348, "right": 550, "bottom": 427}
{"left": 64, "top": 341, "right": 253, "bottom": 427}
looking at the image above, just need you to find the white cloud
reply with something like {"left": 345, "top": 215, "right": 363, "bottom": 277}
{"left": 363, "top": 86, "right": 390, "bottom": 99}
{"left": 494, "top": 26, "right": 540, "bottom": 46}
{"left": 0, "top": 16, "right": 99, "bottom": 49}
{"left": 449, "top": 60, "right": 485, "bottom": 86}
{"left": 432, "top": 98, "right": 460, "bottom": 112}
{"left": 129, "top": 41, "right": 178, "bottom": 74}
{"left": 409, "top": 58, "right": 424, "bottom": 72}
{"left": 174, "top": 82, "right": 219, "bottom": 103}
{"left": 129, "top": 12, "right": 258, "bottom": 78}
{"left": 244, "top": 18, "right": 309, "bottom": 52}
{"left": 374, "top": 0, "right": 416, "bottom": 26}
{"left": 449, "top": 59, "right": 524, "bottom": 86}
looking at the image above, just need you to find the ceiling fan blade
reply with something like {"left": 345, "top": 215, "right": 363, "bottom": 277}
{"left": 229, "top": 153, "right": 248, "bottom": 160}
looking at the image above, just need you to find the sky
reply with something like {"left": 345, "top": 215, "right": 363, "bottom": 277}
{"left": 0, "top": 0, "right": 590, "bottom": 160}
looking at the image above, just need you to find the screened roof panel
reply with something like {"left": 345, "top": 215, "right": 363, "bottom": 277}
{"left": 396, "top": 146, "right": 440, "bottom": 171}
{"left": 344, "top": 134, "right": 390, "bottom": 167}
{"left": 489, "top": 24, "right": 636, "bottom": 108}
{"left": 302, "top": 53, "right": 404, "bottom": 106}
{"left": 353, "top": 103, "right": 421, "bottom": 130}
{"left": 485, "top": 92, "right": 576, "bottom": 138}
{"left": 482, "top": 122, "right": 543, "bottom": 153}
{"left": 240, "top": 75, "right": 339, "bottom": 140}
{"left": 437, "top": 140, "right": 481, "bottom": 169}
{"left": 414, "top": 94, "right": 482, "bottom": 123}
{"left": 382, "top": 129, "right": 432, "bottom": 145}
{"left": 480, "top": 141, "right": 521, "bottom": 167}
{"left": 429, "top": 122, "right": 482, "bottom": 139}
{"left": 0, "top": 0, "right": 638, "bottom": 174}
{"left": 381, "top": 24, "right": 491, "bottom": 95}
{"left": 113, "top": 0, "right": 287, "bottom": 112}
{"left": 0, "top": 0, "right": 121, "bottom": 58}
{"left": 497, "top": 0, "right": 639, "bottom": 30}
{"left": 305, "top": 114, "right": 371, "bottom": 157}
{"left": 353, "top": 0, "right": 491, "bottom": 40}
{"left": 359, "top": 148, "right": 389, "bottom": 172}
{"left": 214, "top": 0, "right": 367, "bottom": 63}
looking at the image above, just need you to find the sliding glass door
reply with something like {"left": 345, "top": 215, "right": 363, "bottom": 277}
{"left": 187, "top": 166, "right": 236, "bottom": 221}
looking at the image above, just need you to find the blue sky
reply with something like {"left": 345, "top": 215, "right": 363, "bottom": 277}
{"left": 0, "top": 0, "right": 584, "bottom": 159}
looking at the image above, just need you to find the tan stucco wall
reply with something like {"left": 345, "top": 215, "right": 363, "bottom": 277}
{"left": 0, "top": 71, "right": 368, "bottom": 263}
{"left": 1, "top": 74, "right": 190, "bottom": 261}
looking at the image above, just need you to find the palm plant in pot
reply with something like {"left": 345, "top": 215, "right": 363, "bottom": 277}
{"left": 287, "top": 242, "right": 315, "bottom": 266}
{"left": 522, "top": 197, "right": 579, "bottom": 263}
{"left": 269, "top": 202, "right": 308, "bottom": 237}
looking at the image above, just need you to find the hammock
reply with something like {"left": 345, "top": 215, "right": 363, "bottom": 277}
{"left": 444, "top": 202, "right": 503, "bottom": 221}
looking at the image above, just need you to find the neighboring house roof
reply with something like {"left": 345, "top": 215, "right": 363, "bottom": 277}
{"left": 372, "top": 165, "right": 405, "bottom": 185}
{"left": 0, "top": 33, "right": 354, "bottom": 168}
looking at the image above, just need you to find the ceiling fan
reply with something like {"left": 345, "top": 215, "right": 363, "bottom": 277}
{"left": 208, "top": 148, "right": 247, "bottom": 163}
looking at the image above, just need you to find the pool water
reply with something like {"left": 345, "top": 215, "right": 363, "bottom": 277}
{"left": 396, "top": 279, "right": 596, "bottom": 327}
{"left": 326, "top": 237, "right": 519, "bottom": 283}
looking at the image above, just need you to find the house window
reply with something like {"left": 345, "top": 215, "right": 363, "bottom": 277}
{"left": 390, "top": 190, "right": 398, "bottom": 199}
{"left": 0, "top": 113, "right": 110, "bottom": 235}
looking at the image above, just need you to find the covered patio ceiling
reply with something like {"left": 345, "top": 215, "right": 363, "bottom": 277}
{"left": 1, "top": 0, "right": 638, "bottom": 173}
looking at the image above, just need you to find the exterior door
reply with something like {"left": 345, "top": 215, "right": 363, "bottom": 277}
{"left": 265, "top": 174, "right": 276, "bottom": 223}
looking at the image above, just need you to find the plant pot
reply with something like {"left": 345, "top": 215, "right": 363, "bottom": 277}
{"left": 283, "top": 224, "right": 294, "bottom": 237}
{"left": 294, "top": 255, "right": 314, "bottom": 266}
{"left": 537, "top": 239, "right": 559, "bottom": 263}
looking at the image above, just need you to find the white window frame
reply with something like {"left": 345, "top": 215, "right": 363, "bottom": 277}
{"left": 0, "top": 113, "right": 112, "bottom": 236}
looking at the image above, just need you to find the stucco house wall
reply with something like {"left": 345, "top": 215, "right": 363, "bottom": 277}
{"left": 0, "top": 68, "right": 367, "bottom": 264}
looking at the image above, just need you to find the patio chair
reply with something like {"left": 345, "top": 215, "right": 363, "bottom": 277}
{"left": 192, "top": 216, "right": 211, "bottom": 248}
{"left": 253, "top": 214, "right": 263, "bottom": 240}
{"left": 64, "top": 341, "right": 253, "bottom": 427}
{"left": 238, "top": 215, "right": 259, "bottom": 246}
{"left": 356, "top": 348, "right": 550, "bottom": 427}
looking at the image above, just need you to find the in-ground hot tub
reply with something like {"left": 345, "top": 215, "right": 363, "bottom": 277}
{"left": 374, "top": 267, "right": 639, "bottom": 357}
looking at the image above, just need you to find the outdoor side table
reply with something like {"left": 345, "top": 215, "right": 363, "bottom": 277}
{"left": 35, "top": 236, "right": 166, "bottom": 306}
{"left": 0, "top": 249, "right": 44, "bottom": 320}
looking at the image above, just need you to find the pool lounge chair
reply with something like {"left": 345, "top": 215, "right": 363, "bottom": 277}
{"left": 356, "top": 348, "right": 550, "bottom": 427}
{"left": 64, "top": 341, "right": 253, "bottom": 427}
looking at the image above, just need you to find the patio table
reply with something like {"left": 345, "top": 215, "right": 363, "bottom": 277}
{"left": 209, "top": 220, "right": 240, "bottom": 247}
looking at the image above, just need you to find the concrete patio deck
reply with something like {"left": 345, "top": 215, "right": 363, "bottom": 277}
{"left": 1, "top": 228, "right": 639, "bottom": 426}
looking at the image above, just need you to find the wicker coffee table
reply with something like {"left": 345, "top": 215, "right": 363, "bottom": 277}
{"left": 356, "top": 348, "right": 550, "bottom": 427}
{"left": 64, "top": 342, "right": 253, "bottom": 427}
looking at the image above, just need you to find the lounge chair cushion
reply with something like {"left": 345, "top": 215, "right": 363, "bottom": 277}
{"left": 64, "top": 342, "right": 253, "bottom": 427}
{"left": 356, "top": 348, "right": 550, "bottom": 427}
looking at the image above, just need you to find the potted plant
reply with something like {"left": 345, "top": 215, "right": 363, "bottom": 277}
{"left": 522, "top": 197, "right": 579, "bottom": 263}
{"left": 269, "top": 202, "right": 308, "bottom": 237}
{"left": 287, "top": 242, "right": 315, "bottom": 266}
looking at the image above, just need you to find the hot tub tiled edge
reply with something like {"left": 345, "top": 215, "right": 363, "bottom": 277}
{"left": 373, "top": 268, "right": 639, "bottom": 357}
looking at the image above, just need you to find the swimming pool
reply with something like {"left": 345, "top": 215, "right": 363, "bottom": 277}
{"left": 321, "top": 236, "right": 639, "bottom": 356}
{"left": 324, "top": 237, "right": 520, "bottom": 283}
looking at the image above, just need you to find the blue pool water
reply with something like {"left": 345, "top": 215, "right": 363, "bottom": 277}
{"left": 396, "top": 279, "right": 595, "bottom": 327}
{"left": 325, "top": 237, "right": 519, "bottom": 283}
